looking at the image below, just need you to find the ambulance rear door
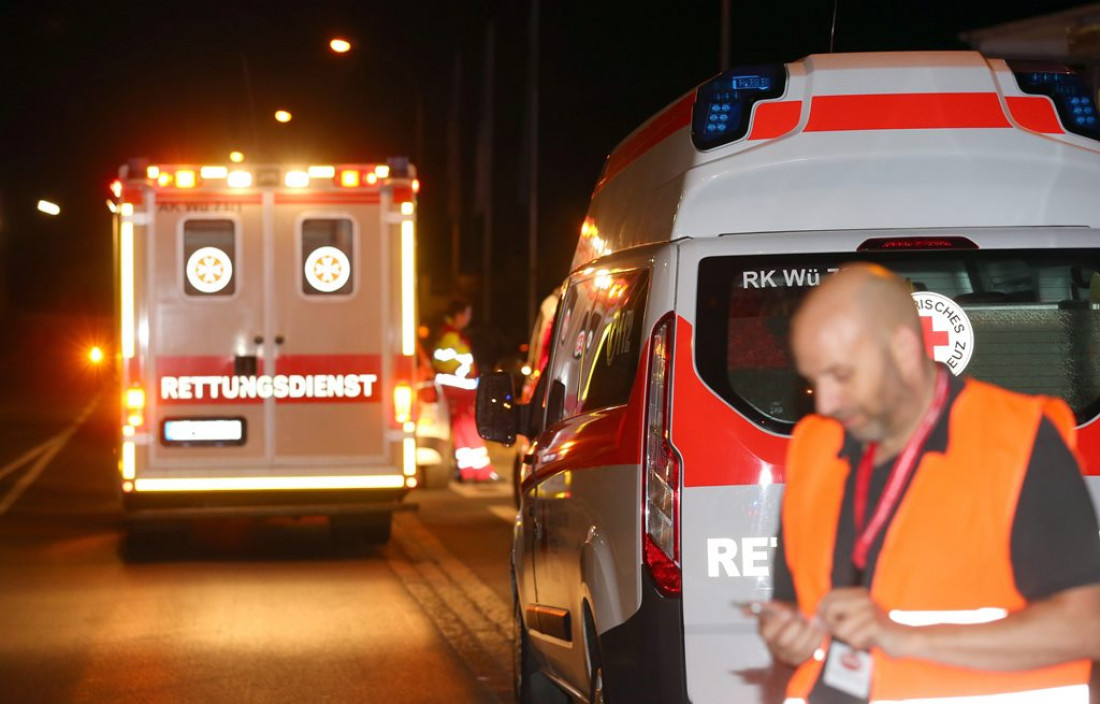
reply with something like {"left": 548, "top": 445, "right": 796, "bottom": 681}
{"left": 149, "top": 189, "right": 268, "bottom": 469}
{"left": 269, "top": 189, "right": 391, "bottom": 469}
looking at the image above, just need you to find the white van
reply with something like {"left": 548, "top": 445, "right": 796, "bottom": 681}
{"left": 111, "top": 160, "right": 421, "bottom": 543}
{"left": 477, "top": 52, "right": 1100, "bottom": 702}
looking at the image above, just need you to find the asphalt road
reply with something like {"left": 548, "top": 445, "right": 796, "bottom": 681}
{"left": 0, "top": 313, "right": 519, "bottom": 703}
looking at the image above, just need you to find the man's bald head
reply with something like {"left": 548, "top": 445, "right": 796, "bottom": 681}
{"left": 791, "top": 263, "right": 936, "bottom": 450}
{"left": 794, "top": 263, "right": 923, "bottom": 348}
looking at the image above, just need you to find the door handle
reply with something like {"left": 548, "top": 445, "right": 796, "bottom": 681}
{"left": 253, "top": 335, "right": 264, "bottom": 345}
{"left": 274, "top": 335, "right": 285, "bottom": 345}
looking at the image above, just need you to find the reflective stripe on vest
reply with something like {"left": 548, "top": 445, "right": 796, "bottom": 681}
{"left": 786, "top": 684, "right": 1088, "bottom": 704}
{"left": 888, "top": 608, "right": 1006, "bottom": 626}
{"left": 873, "top": 684, "right": 1089, "bottom": 703}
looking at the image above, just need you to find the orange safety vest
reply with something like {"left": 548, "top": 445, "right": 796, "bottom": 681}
{"left": 782, "top": 378, "right": 1091, "bottom": 703}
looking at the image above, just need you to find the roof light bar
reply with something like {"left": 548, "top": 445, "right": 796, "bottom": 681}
{"left": 308, "top": 165, "right": 336, "bottom": 179}
{"left": 1009, "top": 61, "right": 1100, "bottom": 141}
{"left": 227, "top": 170, "right": 253, "bottom": 188}
{"left": 692, "top": 64, "right": 786, "bottom": 150}
{"left": 285, "top": 170, "right": 310, "bottom": 188}
{"left": 175, "top": 170, "right": 197, "bottom": 188}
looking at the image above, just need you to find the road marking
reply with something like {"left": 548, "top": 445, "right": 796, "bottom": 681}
{"left": 0, "top": 394, "right": 100, "bottom": 517}
{"left": 388, "top": 512, "right": 512, "bottom": 702}
{"left": 487, "top": 505, "right": 518, "bottom": 524}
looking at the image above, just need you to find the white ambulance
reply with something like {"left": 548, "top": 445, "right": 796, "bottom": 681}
{"left": 111, "top": 159, "right": 421, "bottom": 543}
{"left": 477, "top": 52, "right": 1100, "bottom": 702}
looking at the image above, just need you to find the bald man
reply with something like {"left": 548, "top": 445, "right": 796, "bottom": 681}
{"left": 759, "top": 264, "right": 1100, "bottom": 703}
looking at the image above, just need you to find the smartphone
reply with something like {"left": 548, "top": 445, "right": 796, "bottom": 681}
{"left": 732, "top": 600, "right": 766, "bottom": 617}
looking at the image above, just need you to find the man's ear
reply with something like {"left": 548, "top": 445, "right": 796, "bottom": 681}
{"left": 892, "top": 325, "right": 926, "bottom": 377}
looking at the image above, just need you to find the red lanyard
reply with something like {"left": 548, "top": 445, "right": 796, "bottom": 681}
{"left": 852, "top": 369, "right": 949, "bottom": 571}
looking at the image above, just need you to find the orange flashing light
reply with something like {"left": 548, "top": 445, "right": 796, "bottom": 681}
{"left": 339, "top": 169, "right": 361, "bottom": 187}
{"left": 110, "top": 180, "right": 123, "bottom": 199}
{"left": 411, "top": 179, "right": 421, "bottom": 193}
{"left": 366, "top": 172, "right": 379, "bottom": 185}
{"left": 175, "top": 170, "right": 197, "bottom": 188}
{"left": 157, "top": 172, "right": 173, "bottom": 187}
{"left": 146, "top": 166, "right": 160, "bottom": 180}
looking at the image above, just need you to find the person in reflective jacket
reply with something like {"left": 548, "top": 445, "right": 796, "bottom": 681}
{"left": 432, "top": 298, "right": 496, "bottom": 482}
{"left": 759, "top": 263, "right": 1100, "bottom": 704}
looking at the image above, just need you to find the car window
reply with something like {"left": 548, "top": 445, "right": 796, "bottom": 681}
{"left": 579, "top": 269, "right": 650, "bottom": 412}
{"left": 695, "top": 249, "right": 1100, "bottom": 434}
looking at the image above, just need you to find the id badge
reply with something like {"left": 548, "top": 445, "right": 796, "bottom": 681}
{"left": 821, "top": 642, "right": 872, "bottom": 699}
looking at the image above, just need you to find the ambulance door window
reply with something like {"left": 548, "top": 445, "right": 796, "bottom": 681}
{"left": 182, "top": 219, "right": 236, "bottom": 296}
{"left": 301, "top": 218, "right": 354, "bottom": 296}
{"left": 579, "top": 269, "right": 650, "bottom": 413}
{"left": 545, "top": 280, "right": 592, "bottom": 424}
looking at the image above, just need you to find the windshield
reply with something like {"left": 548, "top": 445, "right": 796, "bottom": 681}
{"left": 695, "top": 250, "right": 1100, "bottom": 434}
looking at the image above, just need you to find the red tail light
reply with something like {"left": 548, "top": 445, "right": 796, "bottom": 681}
{"left": 643, "top": 313, "right": 682, "bottom": 596}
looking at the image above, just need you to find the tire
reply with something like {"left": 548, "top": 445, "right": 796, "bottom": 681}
{"left": 585, "top": 611, "right": 607, "bottom": 704}
{"left": 514, "top": 597, "right": 569, "bottom": 704}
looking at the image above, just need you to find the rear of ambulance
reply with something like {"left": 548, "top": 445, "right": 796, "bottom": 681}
{"left": 648, "top": 53, "right": 1100, "bottom": 702}
{"left": 112, "top": 161, "right": 419, "bottom": 537}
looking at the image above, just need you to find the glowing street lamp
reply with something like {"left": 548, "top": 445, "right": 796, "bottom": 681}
{"left": 329, "top": 38, "right": 352, "bottom": 54}
{"left": 274, "top": 110, "right": 293, "bottom": 123}
{"left": 229, "top": 151, "right": 245, "bottom": 163}
{"left": 37, "top": 200, "right": 61, "bottom": 216}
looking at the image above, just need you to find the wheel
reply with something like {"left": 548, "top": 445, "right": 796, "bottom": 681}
{"left": 514, "top": 596, "right": 569, "bottom": 703}
{"left": 585, "top": 608, "right": 607, "bottom": 704}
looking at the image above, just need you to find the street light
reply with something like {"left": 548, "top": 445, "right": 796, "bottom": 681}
{"left": 37, "top": 200, "right": 60, "bottom": 216}
{"left": 274, "top": 110, "right": 293, "bottom": 123}
{"left": 329, "top": 38, "right": 351, "bottom": 54}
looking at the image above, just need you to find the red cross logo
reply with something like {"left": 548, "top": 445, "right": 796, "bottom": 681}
{"left": 920, "top": 314, "right": 950, "bottom": 358}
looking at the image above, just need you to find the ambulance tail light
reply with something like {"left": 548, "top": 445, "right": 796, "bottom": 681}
{"left": 692, "top": 64, "right": 786, "bottom": 150}
{"left": 1010, "top": 61, "right": 1100, "bottom": 141}
{"left": 394, "top": 383, "right": 413, "bottom": 425}
{"left": 643, "top": 313, "right": 682, "bottom": 597}
{"left": 125, "top": 386, "right": 146, "bottom": 427}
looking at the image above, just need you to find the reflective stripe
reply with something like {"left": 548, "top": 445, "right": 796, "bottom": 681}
{"left": 889, "top": 608, "right": 1007, "bottom": 626}
{"left": 432, "top": 348, "right": 474, "bottom": 379}
{"left": 874, "top": 684, "right": 1088, "bottom": 704}
{"left": 455, "top": 446, "right": 491, "bottom": 470}
{"left": 436, "top": 374, "right": 477, "bottom": 390}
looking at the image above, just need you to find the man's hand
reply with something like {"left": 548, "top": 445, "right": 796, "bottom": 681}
{"left": 757, "top": 601, "right": 827, "bottom": 667}
{"left": 817, "top": 587, "right": 907, "bottom": 655}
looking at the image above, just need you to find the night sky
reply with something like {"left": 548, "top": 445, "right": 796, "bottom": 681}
{"left": 0, "top": 1, "right": 1087, "bottom": 349}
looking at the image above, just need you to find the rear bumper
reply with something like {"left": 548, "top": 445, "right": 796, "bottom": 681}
{"left": 122, "top": 487, "right": 413, "bottom": 521}
{"left": 600, "top": 569, "right": 690, "bottom": 702}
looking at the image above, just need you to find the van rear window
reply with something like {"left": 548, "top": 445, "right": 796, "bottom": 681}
{"left": 695, "top": 251, "right": 1100, "bottom": 434}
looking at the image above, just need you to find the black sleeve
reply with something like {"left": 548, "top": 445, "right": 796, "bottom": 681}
{"left": 771, "top": 521, "right": 797, "bottom": 603}
{"left": 1011, "top": 417, "right": 1100, "bottom": 601}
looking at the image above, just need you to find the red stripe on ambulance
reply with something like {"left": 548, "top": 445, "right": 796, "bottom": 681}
{"left": 805, "top": 93, "right": 1012, "bottom": 131}
{"left": 671, "top": 316, "right": 787, "bottom": 488}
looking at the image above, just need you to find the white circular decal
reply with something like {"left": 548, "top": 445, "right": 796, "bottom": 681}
{"left": 911, "top": 291, "right": 974, "bottom": 375}
{"left": 186, "top": 246, "right": 233, "bottom": 293}
{"left": 304, "top": 246, "right": 351, "bottom": 293}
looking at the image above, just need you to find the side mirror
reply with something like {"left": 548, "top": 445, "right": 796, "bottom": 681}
{"left": 476, "top": 371, "right": 519, "bottom": 445}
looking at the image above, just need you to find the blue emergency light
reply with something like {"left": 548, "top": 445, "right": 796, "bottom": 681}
{"left": 1010, "top": 61, "right": 1099, "bottom": 141}
{"left": 691, "top": 64, "right": 786, "bottom": 150}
